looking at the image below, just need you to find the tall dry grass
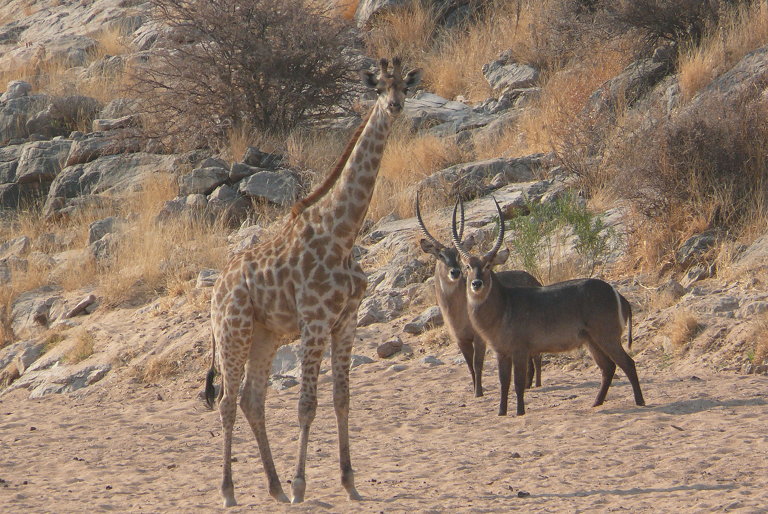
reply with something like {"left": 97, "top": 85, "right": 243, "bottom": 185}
{"left": 679, "top": 1, "right": 768, "bottom": 102}
{"left": 368, "top": 121, "right": 469, "bottom": 221}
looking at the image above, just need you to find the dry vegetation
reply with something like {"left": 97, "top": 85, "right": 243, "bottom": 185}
{"left": 664, "top": 309, "right": 702, "bottom": 353}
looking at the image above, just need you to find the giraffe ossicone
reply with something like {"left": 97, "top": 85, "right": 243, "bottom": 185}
{"left": 205, "top": 56, "right": 422, "bottom": 506}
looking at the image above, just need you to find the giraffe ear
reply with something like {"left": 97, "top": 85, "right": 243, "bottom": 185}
{"left": 404, "top": 68, "right": 423, "bottom": 89}
{"left": 360, "top": 70, "right": 378, "bottom": 89}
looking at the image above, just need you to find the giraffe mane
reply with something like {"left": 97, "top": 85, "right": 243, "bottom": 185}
{"left": 289, "top": 107, "right": 374, "bottom": 219}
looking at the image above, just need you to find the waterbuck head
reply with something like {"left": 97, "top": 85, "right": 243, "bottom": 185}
{"left": 451, "top": 198, "right": 510, "bottom": 302}
{"left": 416, "top": 192, "right": 475, "bottom": 287}
{"left": 361, "top": 57, "right": 423, "bottom": 117}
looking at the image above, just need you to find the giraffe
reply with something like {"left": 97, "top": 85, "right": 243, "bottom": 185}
{"left": 205, "top": 57, "right": 422, "bottom": 506}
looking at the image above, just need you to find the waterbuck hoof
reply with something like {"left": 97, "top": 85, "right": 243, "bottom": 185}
{"left": 348, "top": 488, "right": 362, "bottom": 501}
{"left": 498, "top": 410, "right": 507, "bottom": 416}
{"left": 222, "top": 496, "right": 237, "bottom": 508}
{"left": 475, "top": 391, "right": 484, "bottom": 398}
{"left": 274, "top": 491, "right": 290, "bottom": 503}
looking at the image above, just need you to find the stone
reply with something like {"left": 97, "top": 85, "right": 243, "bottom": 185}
{"left": 403, "top": 306, "right": 443, "bottom": 334}
{"left": 229, "top": 162, "right": 263, "bottom": 182}
{"left": 420, "top": 356, "right": 444, "bottom": 366}
{"left": 421, "top": 155, "right": 544, "bottom": 199}
{"left": 358, "top": 291, "right": 406, "bottom": 327}
{"left": 63, "top": 294, "right": 97, "bottom": 319}
{"left": 87, "top": 216, "right": 123, "bottom": 245}
{"left": 377, "top": 336, "right": 403, "bottom": 358}
{"left": 1, "top": 80, "right": 32, "bottom": 102}
{"left": 677, "top": 229, "right": 721, "bottom": 266}
{"left": 585, "top": 57, "right": 671, "bottom": 119}
{"left": 350, "top": 355, "right": 374, "bottom": 368}
{"left": 238, "top": 170, "right": 299, "bottom": 206}
{"left": 179, "top": 166, "right": 229, "bottom": 196}
{"left": 65, "top": 129, "right": 142, "bottom": 167}
{"left": 482, "top": 53, "right": 540, "bottom": 91}
{"left": 14, "top": 140, "right": 72, "bottom": 184}
{"left": 28, "top": 364, "right": 111, "bottom": 398}
{"left": 0, "top": 235, "right": 30, "bottom": 259}
{"left": 196, "top": 268, "right": 220, "bottom": 288}
{"left": 242, "top": 147, "right": 283, "bottom": 169}
{"left": 91, "top": 114, "right": 139, "bottom": 132}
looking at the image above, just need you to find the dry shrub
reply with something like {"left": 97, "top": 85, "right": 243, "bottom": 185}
{"left": 334, "top": 0, "right": 359, "bottom": 21}
{"left": 94, "top": 175, "right": 228, "bottom": 307}
{"left": 363, "top": 0, "right": 438, "bottom": 66}
{"left": 679, "top": 1, "right": 768, "bottom": 101}
{"left": 368, "top": 122, "right": 468, "bottom": 221}
{"left": 131, "top": 0, "right": 355, "bottom": 151}
{"left": 140, "top": 352, "right": 182, "bottom": 382}
{"left": 665, "top": 309, "right": 701, "bottom": 352}
{"left": 64, "top": 328, "right": 95, "bottom": 364}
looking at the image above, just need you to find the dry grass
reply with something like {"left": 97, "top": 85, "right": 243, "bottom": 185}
{"left": 139, "top": 351, "right": 182, "bottom": 383}
{"left": 363, "top": 0, "right": 438, "bottom": 69}
{"left": 665, "top": 309, "right": 701, "bottom": 353}
{"left": 63, "top": 328, "right": 95, "bottom": 364}
{"left": 334, "top": 0, "right": 358, "bottom": 21}
{"left": 368, "top": 122, "right": 468, "bottom": 221}
{"left": 679, "top": 2, "right": 768, "bottom": 102}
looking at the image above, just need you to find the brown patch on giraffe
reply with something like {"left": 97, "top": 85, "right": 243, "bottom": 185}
{"left": 326, "top": 290, "right": 345, "bottom": 311}
{"left": 312, "top": 266, "right": 330, "bottom": 283}
{"left": 302, "top": 294, "right": 319, "bottom": 307}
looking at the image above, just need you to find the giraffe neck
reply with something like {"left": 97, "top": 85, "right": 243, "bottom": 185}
{"left": 309, "top": 103, "right": 392, "bottom": 249}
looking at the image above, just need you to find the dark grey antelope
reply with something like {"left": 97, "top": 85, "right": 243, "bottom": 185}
{"left": 451, "top": 199, "right": 645, "bottom": 416}
{"left": 416, "top": 193, "right": 543, "bottom": 397}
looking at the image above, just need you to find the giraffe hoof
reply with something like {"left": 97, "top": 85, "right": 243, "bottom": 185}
{"left": 291, "top": 477, "right": 306, "bottom": 504}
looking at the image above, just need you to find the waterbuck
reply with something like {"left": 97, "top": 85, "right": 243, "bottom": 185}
{"left": 415, "top": 193, "right": 543, "bottom": 397}
{"left": 451, "top": 199, "right": 645, "bottom": 416}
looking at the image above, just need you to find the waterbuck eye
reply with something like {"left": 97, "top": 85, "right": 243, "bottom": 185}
{"left": 376, "top": 88, "right": 383, "bottom": 94}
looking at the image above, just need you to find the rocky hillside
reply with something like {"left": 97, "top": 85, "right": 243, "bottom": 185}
{"left": 2, "top": 0, "right": 768, "bottom": 402}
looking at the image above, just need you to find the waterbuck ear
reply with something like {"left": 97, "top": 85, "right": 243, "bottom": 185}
{"left": 419, "top": 238, "right": 441, "bottom": 256}
{"left": 360, "top": 70, "right": 378, "bottom": 89}
{"left": 491, "top": 248, "right": 510, "bottom": 266}
{"left": 404, "top": 68, "right": 423, "bottom": 89}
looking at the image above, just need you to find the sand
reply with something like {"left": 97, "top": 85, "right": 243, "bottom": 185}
{"left": 1, "top": 357, "right": 766, "bottom": 513}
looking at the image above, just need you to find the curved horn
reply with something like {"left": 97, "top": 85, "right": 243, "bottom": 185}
{"left": 457, "top": 196, "right": 465, "bottom": 242}
{"left": 451, "top": 198, "right": 472, "bottom": 261}
{"left": 484, "top": 197, "right": 505, "bottom": 261}
{"left": 415, "top": 190, "right": 443, "bottom": 249}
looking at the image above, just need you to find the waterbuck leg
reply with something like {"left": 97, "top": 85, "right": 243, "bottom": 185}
{"left": 533, "top": 355, "right": 542, "bottom": 387}
{"left": 497, "top": 353, "right": 512, "bottom": 416}
{"left": 526, "top": 358, "right": 535, "bottom": 389}
{"left": 512, "top": 354, "right": 529, "bottom": 416}
{"left": 457, "top": 338, "right": 478, "bottom": 395}
{"left": 598, "top": 340, "right": 645, "bottom": 407}
{"left": 587, "top": 344, "right": 616, "bottom": 407}
{"left": 472, "top": 337, "right": 486, "bottom": 397}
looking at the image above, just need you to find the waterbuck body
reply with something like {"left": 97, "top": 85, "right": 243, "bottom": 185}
{"left": 416, "top": 194, "right": 543, "bottom": 397}
{"left": 452, "top": 199, "right": 645, "bottom": 416}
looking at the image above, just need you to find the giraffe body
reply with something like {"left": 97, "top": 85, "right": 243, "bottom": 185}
{"left": 206, "top": 58, "right": 422, "bottom": 506}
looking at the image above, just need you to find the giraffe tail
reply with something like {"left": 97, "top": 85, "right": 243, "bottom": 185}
{"left": 204, "top": 333, "right": 218, "bottom": 410}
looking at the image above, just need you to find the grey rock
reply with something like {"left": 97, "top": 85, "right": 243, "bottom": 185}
{"left": 656, "top": 279, "right": 686, "bottom": 300}
{"left": 242, "top": 147, "right": 283, "bottom": 169}
{"left": 585, "top": 57, "right": 671, "bottom": 118}
{"left": 737, "top": 301, "right": 768, "bottom": 318}
{"left": 10, "top": 286, "right": 62, "bottom": 335}
{"left": 377, "top": 258, "right": 431, "bottom": 290}
{"left": 358, "top": 291, "right": 406, "bottom": 327}
{"left": 0, "top": 145, "right": 22, "bottom": 183}
{"left": 270, "top": 374, "right": 299, "bottom": 391}
{"left": 377, "top": 336, "right": 403, "bottom": 358}
{"left": 0, "top": 235, "right": 30, "bottom": 259}
{"left": 65, "top": 129, "right": 142, "bottom": 167}
{"left": 28, "top": 364, "right": 111, "bottom": 398}
{"left": 63, "top": 294, "right": 97, "bottom": 319}
{"left": 482, "top": 53, "right": 540, "bottom": 91}
{"left": 26, "top": 95, "right": 102, "bottom": 138}
{"left": 14, "top": 140, "right": 72, "bottom": 184}
{"left": 0, "top": 339, "right": 43, "bottom": 372}
{"left": 677, "top": 229, "right": 720, "bottom": 266}
{"left": 185, "top": 193, "right": 208, "bottom": 210}
{"left": 403, "top": 306, "right": 443, "bottom": 334}
{"left": 99, "top": 98, "right": 136, "bottom": 119}
{"left": 1, "top": 80, "right": 32, "bottom": 101}
{"left": 91, "top": 114, "right": 139, "bottom": 132}
{"left": 196, "top": 268, "right": 220, "bottom": 288}
{"left": 350, "top": 355, "right": 374, "bottom": 368}
{"left": 0, "top": 95, "right": 45, "bottom": 142}
{"left": 179, "top": 166, "right": 229, "bottom": 196}
{"left": 229, "top": 162, "right": 263, "bottom": 182}
{"left": 87, "top": 216, "right": 123, "bottom": 245}
{"left": 238, "top": 170, "right": 299, "bottom": 206}
{"left": 88, "top": 232, "right": 120, "bottom": 265}
{"left": 199, "top": 156, "right": 229, "bottom": 170}
{"left": 419, "top": 355, "right": 444, "bottom": 366}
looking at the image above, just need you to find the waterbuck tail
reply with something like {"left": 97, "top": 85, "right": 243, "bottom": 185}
{"left": 620, "top": 294, "right": 633, "bottom": 349}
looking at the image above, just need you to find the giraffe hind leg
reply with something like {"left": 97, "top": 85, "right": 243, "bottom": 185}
{"left": 239, "top": 330, "right": 289, "bottom": 503}
{"left": 217, "top": 343, "right": 245, "bottom": 508}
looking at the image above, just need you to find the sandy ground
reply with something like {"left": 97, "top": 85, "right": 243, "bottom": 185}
{"left": 1, "top": 359, "right": 767, "bottom": 513}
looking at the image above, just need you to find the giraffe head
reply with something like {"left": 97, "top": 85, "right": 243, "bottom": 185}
{"left": 361, "top": 57, "right": 422, "bottom": 117}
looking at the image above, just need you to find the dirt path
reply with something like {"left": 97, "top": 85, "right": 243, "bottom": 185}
{"left": 1, "top": 361, "right": 766, "bottom": 513}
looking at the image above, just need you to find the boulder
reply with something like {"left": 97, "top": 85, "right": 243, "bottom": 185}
{"left": 26, "top": 95, "right": 102, "bottom": 138}
{"left": 403, "top": 306, "right": 443, "bottom": 334}
{"left": 0, "top": 80, "right": 32, "bottom": 102}
{"left": 65, "top": 129, "right": 142, "bottom": 167}
{"left": 196, "top": 268, "right": 220, "bottom": 288}
{"left": 91, "top": 114, "right": 139, "bottom": 132}
{"left": 0, "top": 95, "right": 46, "bottom": 143}
{"left": 0, "top": 145, "right": 22, "bottom": 183}
{"left": 241, "top": 147, "right": 283, "bottom": 169}
{"left": 63, "top": 294, "right": 98, "bottom": 319}
{"left": 179, "top": 166, "right": 228, "bottom": 196}
{"left": 0, "top": 235, "right": 31, "bottom": 259}
{"left": 482, "top": 52, "right": 540, "bottom": 91}
{"left": 10, "top": 286, "right": 63, "bottom": 336}
{"left": 28, "top": 364, "right": 111, "bottom": 398}
{"left": 14, "top": 140, "right": 72, "bottom": 185}
{"left": 377, "top": 336, "right": 403, "bottom": 358}
{"left": 238, "top": 170, "right": 299, "bottom": 206}
{"left": 357, "top": 291, "right": 407, "bottom": 326}
{"left": 585, "top": 57, "right": 671, "bottom": 119}
{"left": 88, "top": 216, "right": 124, "bottom": 245}
{"left": 677, "top": 229, "right": 721, "bottom": 266}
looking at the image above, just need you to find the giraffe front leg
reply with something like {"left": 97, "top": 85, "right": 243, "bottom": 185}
{"left": 291, "top": 324, "right": 325, "bottom": 504}
{"left": 332, "top": 314, "right": 362, "bottom": 501}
